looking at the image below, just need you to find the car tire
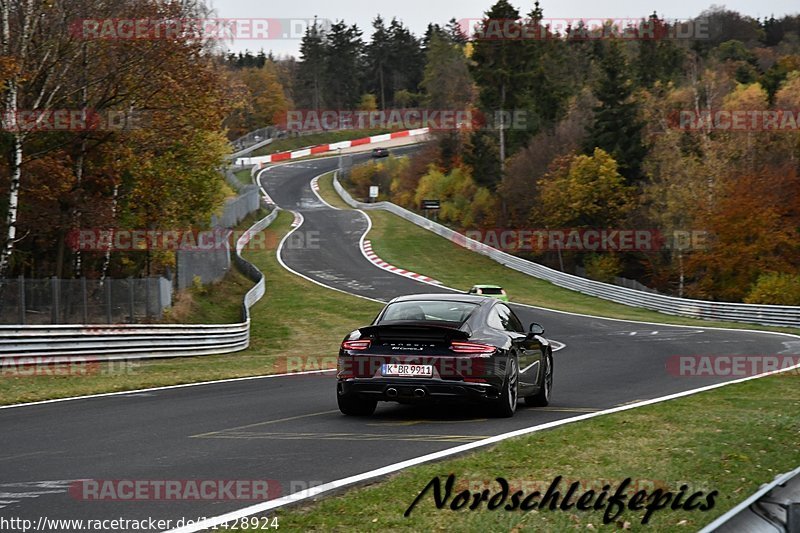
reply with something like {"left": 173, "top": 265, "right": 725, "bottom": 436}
{"left": 337, "top": 394, "right": 377, "bottom": 416}
{"left": 525, "top": 352, "right": 553, "bottom": 407}
{"left": 491, "top": 356, "right": 518, "bottom": 418}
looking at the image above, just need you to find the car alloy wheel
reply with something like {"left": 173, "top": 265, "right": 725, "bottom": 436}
{"left": 492, "top": 356, "right": 518, "bottom": 418}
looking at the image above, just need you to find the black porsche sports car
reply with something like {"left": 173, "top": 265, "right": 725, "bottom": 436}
{"left": 336, "top": 294, "right": 553, "bottom": 417}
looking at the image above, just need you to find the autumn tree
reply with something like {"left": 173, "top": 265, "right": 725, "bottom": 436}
{"left": 535, "top": 148, "right": 634, "bottom": 229}
{"left": 685, "top": 168, "right": 800, "bottom": 302}
{"left": 226, "top": 62, "right": 290, "bottom": 136}
{"left": 1, "top": 0, "right": 234, "bottom": 279}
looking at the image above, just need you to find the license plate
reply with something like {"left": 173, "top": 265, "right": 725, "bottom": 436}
{"left": 381, "top": 363, "right": 433, "bottom": 377}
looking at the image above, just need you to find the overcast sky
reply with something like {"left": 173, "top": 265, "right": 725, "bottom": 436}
{"left": 209, "top": 0, "right": 800, "bottom": 57}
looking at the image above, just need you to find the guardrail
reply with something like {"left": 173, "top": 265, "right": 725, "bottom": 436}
{"left": 228, "top": 126, "right": 282, "bottom": 160}
{"left": 699, "top": 466, "right": 800, "bottom": 532}
{"left": 333, "top": 174, "right": 800, "bottom": 329}
{"left": 0, "top": 208, "right": 279, "bottom": 363}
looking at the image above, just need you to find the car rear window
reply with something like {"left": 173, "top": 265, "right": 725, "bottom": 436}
{"left": 379, "top": 301, "right": 478, "bottom": 325}
{"left": 480, "top": 287, "right": 504, "bottom": 295}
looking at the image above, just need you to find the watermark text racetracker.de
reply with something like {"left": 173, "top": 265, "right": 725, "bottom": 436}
{"left": 70, "top": 17, "right": 332, "bottom": 41}
{"left": 69, "top": 479, "right": 280, "bottom": 501}
{"left": 0, "top": 515, "right": 278, "bottom": 532}
{"left": 275, "top": 108, "right": 528, "bottom": 132}
{"left": 66, "top": 228, "right": 320, "bottom": 252}
{"left": 457, "top": 17, "right": 709, "bottom": 40}
{"left": 1, "top": 109, "right": 147, "bottom": 132}
{"left": 667, "top": 355, "right": 800, "bottom": 377}
{"left": 669, "top": 109, "right": 800, "bottom": 131}
{"left": 0, "top": 357, "right": 138, "bottom": 377}
{"left": 461, "top": 228, "right": 709, "bottom": 253}
{"left": 268, "top": 355, "right": 499, "bottom": 378}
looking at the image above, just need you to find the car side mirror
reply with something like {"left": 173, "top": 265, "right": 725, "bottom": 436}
{"left": 529, "top": 323, "right": 545, "bottom": 336}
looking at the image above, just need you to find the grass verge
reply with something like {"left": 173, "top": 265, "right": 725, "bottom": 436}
{"left": 234, "top": 168, "right": 253, "bottom": 187}
{"left": 271, "top": 371, "right": 799, "bottom": 531}
{"left": 0, "top": 210, "right": 381, "bottom": 406}
{"left": 317, "top": 173, "right": 800, "bottom": 337}
{"left": 315, "top": 171, "right": 352, "bottom": 210}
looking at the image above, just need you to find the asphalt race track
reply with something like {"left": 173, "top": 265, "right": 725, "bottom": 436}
{"left": 1, "top": 151, "right": 799, "bottom": 531}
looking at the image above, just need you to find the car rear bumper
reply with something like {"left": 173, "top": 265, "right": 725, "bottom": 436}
{"left": 337, "top": 377, "right": 501, "bottom": 403}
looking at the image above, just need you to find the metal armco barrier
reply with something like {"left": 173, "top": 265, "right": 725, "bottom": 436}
{"left": 699, "top": 466, "right": 800, "bottom": 532}
{"left": 333, "top": 173, "right": 799, "bottom": 329}
{"left": 0, "top": 209, "right": 279, "bottom": 363}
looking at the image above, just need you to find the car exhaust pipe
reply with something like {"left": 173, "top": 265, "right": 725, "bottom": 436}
{"left": 386, "top": 388, "right": 398, "bottom": 398}
{"left": 413, "top": 388, "right": 426, "bottom": 398}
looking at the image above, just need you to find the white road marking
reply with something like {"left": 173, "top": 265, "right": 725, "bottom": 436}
{"left": 0, "top": 369, "right": 345, "bottom": 410}
{"left": 164, "top": 358, "right": 800, "bottom": 533}
{"left": 155, "top": 161, "right": 800, "bottom": 533}
{"left": 274, "top": 209, "right": 385, "bottom": 305}
{"left": 0, "top": 480, "right": 75, "bottom": 509}
{"left": 309, "top": 175, "right": 340, "bottom": 210}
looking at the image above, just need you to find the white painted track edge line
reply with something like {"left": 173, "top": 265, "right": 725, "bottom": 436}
{"left": 166, "top": 157, "right": 800, "bottom": 530}
{"left": 163, "top": 360, "right": 800, "bottom": 533}
{"left": 309, "top": 173, "right": 340, "bottom": 210}
{"left": 0, "top": 369, "right": 336, "bottom": 410}
{"left": 275, "top": 210, "right": 384, "bottom": 305}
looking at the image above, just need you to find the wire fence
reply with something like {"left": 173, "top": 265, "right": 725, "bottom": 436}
{"left": 212, "top": 185, "right": 261, "bottom": 229}
{"left": 0, "top": 276, "right": 171, "bottom": 325}
{"left": 0, "top": 177, "right": 265, "bottom": 324}
{"left": 175, "top": 185, "right": 262, "bottom": 290}
{"left": 574, "top": 266, "right": 662, "bottom": 294}
{"left": 2, "top": 209, "right": 280, "bottom": 361}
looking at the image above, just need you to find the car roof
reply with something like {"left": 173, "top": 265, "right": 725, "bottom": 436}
{"left": 388, "top": 293, "right": 495, "bottom": 305}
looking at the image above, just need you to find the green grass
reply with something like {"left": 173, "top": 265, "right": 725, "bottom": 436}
{"left": 0, "top": 211, "right": 381, "bottom": 406}
{"left": 251, "top": 129, "right": 392, "bottom": 157}
{"left": 233, "top": 168, "right": 253, "bottom": 187}
{"left": 316, "top": 173, "right": 800, "bottom": 337}
{"left": 316, "top": 171, "right": 352, "bottom": 210}
{"left": 272, "top": 372, "right": 800, "bottom": 531}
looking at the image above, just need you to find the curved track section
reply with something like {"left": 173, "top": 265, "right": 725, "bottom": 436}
{"left": 262, "top": 155, "right": 800, "bottom": 407}
{"left": 0, "top": 152, "right": 797, "bottom": 531}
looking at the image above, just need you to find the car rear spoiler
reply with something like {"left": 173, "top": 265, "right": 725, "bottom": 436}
{"left": 359, "top": 323, "right": 470, "bottom": 343}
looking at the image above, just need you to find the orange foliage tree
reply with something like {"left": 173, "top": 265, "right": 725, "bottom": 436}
{"left": 685, "top": 166, "right": 800, "bottom": 302}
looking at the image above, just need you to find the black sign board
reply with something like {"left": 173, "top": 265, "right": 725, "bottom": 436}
{"left": 422, "top": 199, "right": 440, "bottom": 210}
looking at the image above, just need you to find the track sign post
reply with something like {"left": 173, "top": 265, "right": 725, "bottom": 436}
{"left": 422, "top": 199, "right": 440, "bottom": 220}
{"left": 369, "top": 186, "right": 379, "bottom": 202}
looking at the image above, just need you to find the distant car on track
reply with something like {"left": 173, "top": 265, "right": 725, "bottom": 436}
{"left": 336, "top": 294, "right": 553, "bottom": 418}
{"left": 371, "top": 147, "right": 389, "bottom": 158}
{"left": 467, "top": 284, "right": 509, "bottom": 301}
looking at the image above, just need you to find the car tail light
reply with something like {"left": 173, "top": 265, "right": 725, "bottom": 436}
{"left": 464, "top": 377, "right": 488, "bottom": 383}
{"left": 449, "top": 341, "right": 496, "bottom": 354}
{"left": 337, "top": 357, "right": 354, "bottom": 378}
{"left": 342, "top": 339, "right": 371, "bottom": 351}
